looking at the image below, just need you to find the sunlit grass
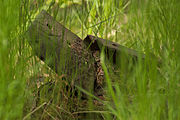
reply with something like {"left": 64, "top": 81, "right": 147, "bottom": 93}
{"left": 100, "top": 0, "right": 180, "bottom": 120}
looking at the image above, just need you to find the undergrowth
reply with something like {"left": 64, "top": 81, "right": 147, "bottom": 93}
{"left": 0, "top": 0, "right": 180, "bottom": 120}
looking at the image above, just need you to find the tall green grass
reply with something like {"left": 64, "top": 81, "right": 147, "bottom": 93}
{"left": 1, "top": 0, "right": 180, "bottom": 119}
{"left": 0, "top": 1, "right": 26, "bottom": 119}
{"left": 0, "top": 0, "right": 43, "bottom": 119}
{"left": 101, "top": 0, "right": 180, "bottom": 119}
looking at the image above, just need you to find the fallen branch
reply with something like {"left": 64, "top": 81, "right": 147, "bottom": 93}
{"left": 26, "top": 10, "right": 145, "bottom": 97}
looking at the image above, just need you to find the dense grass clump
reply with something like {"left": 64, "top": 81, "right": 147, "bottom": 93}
{"left": 0, "top": 1, "right": 26, "bottom": 119}
{"left": 102, "top": 0, "right": 180, "bottom": 119}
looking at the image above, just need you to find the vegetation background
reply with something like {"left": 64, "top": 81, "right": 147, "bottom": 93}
{"left": 0, "top": 0, "right": 180, "bottom": 120}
